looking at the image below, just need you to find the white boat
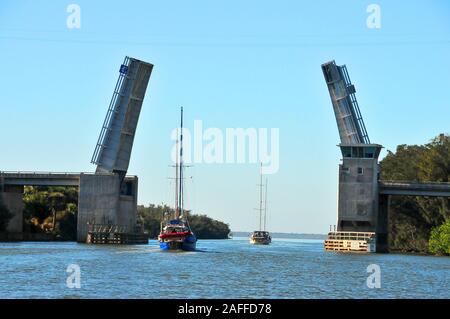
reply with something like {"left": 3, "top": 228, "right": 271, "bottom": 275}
{"left": 250, "top": 230, "right": 271, "bottom": 245}
{"left": 250, "top": 163, "right": 271, "bottom": 245}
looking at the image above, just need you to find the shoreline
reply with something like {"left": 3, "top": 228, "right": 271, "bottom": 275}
{"left": 1, "top": 232, "right": 448, "bottom": 257}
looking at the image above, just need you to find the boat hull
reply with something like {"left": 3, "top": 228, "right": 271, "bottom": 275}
{"left": 159, "top": 234, "right": 197, "bottom": 251}
{"left": 250, "top": 237, "right": 271, "bottom": 245}
{"left": 249, "top": 231, "right": 272, "bottom": 245}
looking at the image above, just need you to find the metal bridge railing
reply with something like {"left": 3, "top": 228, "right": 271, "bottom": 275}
{"left": 380, "top": 180, "right": 450, "bottom": 185}
{"left": 340, "top": 65, "right": 371, "bottom": 144}
{"left": 0, "top": 171, "right": 137, "bottom": 178}
{"left": 0, "top": 171, "right": 82, "bottom": 176}
{"left": 91, "top": 56, "right": 131, "bottom": 165}
{"left": 327, "top": 231, "right": 376, "bottom": 241}
{"left": 87, "top": 224, "right": 129, "bottom": 234}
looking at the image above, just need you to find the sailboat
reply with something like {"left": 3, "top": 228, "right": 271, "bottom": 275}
{"left": 250, "top": 164, "right": 272, "bottom": 245}
{"left": 158, "top": 107, "right": 197, "bottom": 251}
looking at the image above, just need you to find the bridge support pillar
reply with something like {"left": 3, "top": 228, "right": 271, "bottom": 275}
{"left": 77, "top": 173, "right": 140, "bottom": 242}
{"left": 77, "top": 174, "right": 121, "bottom": 242}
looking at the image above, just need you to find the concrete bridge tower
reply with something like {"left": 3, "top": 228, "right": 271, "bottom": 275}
{"left": 322, "top": 61, "right": 383, "bottom": 248}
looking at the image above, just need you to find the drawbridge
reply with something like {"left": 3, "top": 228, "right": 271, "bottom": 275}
{"left": 321, "top": 60, "right": 450, "bottom": 252}
{"left": 0, "top": 56, "right": 153, "bottom": 243}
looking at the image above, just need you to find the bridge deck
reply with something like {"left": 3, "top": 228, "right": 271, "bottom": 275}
{"left": 379, "top": 181, "right": 450, "bottom": 197}
{"left": 0, "top": 172, "right": 137, "bottom": 188}
{"left": 0, "top": 172, "right": 82, "bottom": 187}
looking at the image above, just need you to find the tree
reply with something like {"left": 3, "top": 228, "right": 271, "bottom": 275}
{"left": 137, "top": 204, "right": 231, "bottom": 239}
{"left": 137, "top": 204, "right": 168, "bottom": 238}
{"left": 428, "top": 220, "right": 450, "bottom": 255}
{"left": 187, "top": 214, "right": 231, "bottom": 239}
{"left": 57, "top": 203, "right": 77, "bottom": 240}
{"left": 22, "top": 186, "right": 78, "bottom": 239}
{"left": 0, "top": 196, "right": 13, "bottom": 231}
{"left": 380, "top": 134, "right": 450, "bottom": 253}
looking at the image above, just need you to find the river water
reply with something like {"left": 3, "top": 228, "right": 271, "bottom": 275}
{"left": 0, "top": 238, "right": 448, "bottom": 299}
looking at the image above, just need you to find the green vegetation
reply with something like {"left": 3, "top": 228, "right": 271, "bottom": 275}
{"left": 20, "top": 187, "right": 229, "bottom": 240}
{"left": 428, "top": 220, "right": 450, "bottom": 255}
{"left": 187, "top": 214, "right": 231, "bottom": 239}
{"left": 137, "top": 204, "right": 168, "bottom": 239}
{"left": 138, "top": 204, "right": 230, "bottom": 239}
{"left": 0, "top": 195, "right": 13, "bottom": 231}
{"left": 23, "top": 186, "right": 78, "bottom": 240}
{"left": 380, "top": 134, "right": 450, "bottom": 254}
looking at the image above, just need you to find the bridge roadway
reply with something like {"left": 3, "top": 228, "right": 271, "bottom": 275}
{"left": 379, "top": 180, "right": 450, "bottom": 197}
{"left": 0, "top": 172, "right": 82, "bottom": 187}
{"left": 0, "top": 172, "right": 138, "bottom": 188}
{"left": 2, "top": 173, "right": 450, "bottom": 196}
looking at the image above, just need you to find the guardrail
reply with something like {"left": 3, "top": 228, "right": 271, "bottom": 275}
{"left": 0, "top": 171, "right": 137, "bottom": 178}
{"left": 326, "top": 231, "right": 376, "bottom": 241}
{"left": 88, "top": 224, "right": 129, "bottom": 234}
{"left": 0, "top": 171, "right": 82, "bottom": 175}
{"left": 380, "top": 180, "right": 450, "bottom": 185}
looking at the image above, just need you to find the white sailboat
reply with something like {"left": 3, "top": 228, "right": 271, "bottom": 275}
{"left": 250, "top": 163, "right": 271, "bottom": 245}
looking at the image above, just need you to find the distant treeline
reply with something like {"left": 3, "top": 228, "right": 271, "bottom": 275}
{"left": 380, "top": 133, "right": 450, "bottom": 255}
{"left": 137, "top": 204, "right": 231, "bottom": 239}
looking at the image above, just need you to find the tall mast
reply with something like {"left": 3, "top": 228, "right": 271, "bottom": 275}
{"left": 179, "top": 107, "right": 184, "bottom": 218}
{"left": 174, "top": 128, "right": 179, "bottom": 219}
{"left": 259, "top": 162, "right": 263, "bottom": 231}
{"left": 264, "top": 178, "right": 268, "bottom": 231}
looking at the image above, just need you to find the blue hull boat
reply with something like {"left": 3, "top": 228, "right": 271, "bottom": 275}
{"left": 159, "top": 234, "right": 197, "bottom": 251}
{"left": 159, "top": 107, "right": 197, "bottom": 252}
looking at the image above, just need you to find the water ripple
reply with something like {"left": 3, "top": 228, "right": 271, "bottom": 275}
{"left": 0, "top": 239, "right": 448, "bottom": 298}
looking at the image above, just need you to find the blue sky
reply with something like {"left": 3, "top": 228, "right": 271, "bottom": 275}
{"left": 0, "top": 1, "right": 449, "bottom": 233}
